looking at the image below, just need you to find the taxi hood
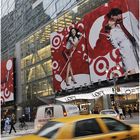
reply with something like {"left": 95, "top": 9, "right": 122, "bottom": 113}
{"left": 130, "top": 124, "right": 139, "bottom": 128}
{"left": 12, "top": 135, "right": 49, "bottom": 140}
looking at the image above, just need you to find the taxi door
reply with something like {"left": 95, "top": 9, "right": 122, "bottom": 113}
{"left": 72, "top": 117, "right": 134, "bottom": 140}
{"left": 72, "top": 118, "right": 111, "bottom": 140}
{"left": 97, "top": 117, "right": 136, "bottom": 140}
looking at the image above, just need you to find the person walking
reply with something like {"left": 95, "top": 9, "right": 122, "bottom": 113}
{"left": 4, "top": 116, "right": 10, "bottom": 133}
{"left": 1, "top": 117, "right": 5, "bottom": 134}
{"left": 114, "top": 106, "right": 119, "bottom": 114}
{"left": 128, "top": 107, "right": 133, "bottom": 118}
{"left": 118, "top": 107, "right": 124, "bottom": 120}
{"left": 9, "top": 113, "right": 16, "bottom": 134}
{"left": 122, "top": 106, "right": 126, "bottom": 119}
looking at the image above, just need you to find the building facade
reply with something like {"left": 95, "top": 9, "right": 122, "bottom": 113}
{"left": 1, "top": 0, "right": 79, "bottom": 60}
{"left": 1, "top": 0, "right": 139, "bottom": 120}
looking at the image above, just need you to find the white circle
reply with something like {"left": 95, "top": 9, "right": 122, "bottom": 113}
{"left": 52, "top": 36, "right": 61, "bottom": 49}
{"left": 52, "top": 61, "right": 59, "bottom": 70}
{"left": 6, "top": 60, "right": 12, "bottom": 70}
{"left": 55, "top": 74, "right": 62, "bottom": 82}
{"left": 96, "top": 60, "right": 106, "bottom": 73}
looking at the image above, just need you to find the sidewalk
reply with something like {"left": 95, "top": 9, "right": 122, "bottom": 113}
{"left": 124, "top": 112, "right": 139, "bottom": 120}
{"left": 1, "top": 122, "right": 35, "bottom": 138}
{"left": 14, "top": 122, "right": 34, "bottom": 130}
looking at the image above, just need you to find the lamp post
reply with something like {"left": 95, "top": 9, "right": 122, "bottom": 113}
{"left": 106, "top": 64, "right": 120, "bottom": 107}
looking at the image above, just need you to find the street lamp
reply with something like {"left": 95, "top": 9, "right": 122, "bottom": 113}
{"left": 106, "top": 65, "right": 120, "bottom": 106}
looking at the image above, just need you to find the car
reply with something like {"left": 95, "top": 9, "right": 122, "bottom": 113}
{"left": 13, "top": 114, "right": 139, "bottom": 140}
{"left": 34, "top": 104, "right": 80, "bottom": 130}
{"left": 100, "top": 109, "right": 120, "bottom": 119}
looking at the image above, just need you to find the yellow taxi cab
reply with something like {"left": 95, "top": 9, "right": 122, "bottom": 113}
{"left": 13, "top": 114, "right": 139, "bottom": 140}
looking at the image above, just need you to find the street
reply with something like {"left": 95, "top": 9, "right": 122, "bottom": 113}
{"left": 1, "top": 113, "right": 139, "bottom": 140}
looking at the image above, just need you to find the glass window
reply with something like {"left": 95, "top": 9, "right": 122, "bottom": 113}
{"left": 102, "top": 118, "right": 130, "bottom": 132}
{"left": 36, "top": 121, "right": 64, "bottom": 138}
{"left": 74, "top": 119, "right": 102, "bottom": 137}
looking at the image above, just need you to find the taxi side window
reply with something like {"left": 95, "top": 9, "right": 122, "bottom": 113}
{"left": 74, "top": 119, "right": 102, "bottom": 137}
{"left": 102, "top": 118, "right": 129, "bottom": 132}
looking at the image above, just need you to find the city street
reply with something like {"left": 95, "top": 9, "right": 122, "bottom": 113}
{"left": 1, "top": 0, "right": 139, "bottom": 139}
{"left": 1, "top": 113, "right": 139, "bottom": 140}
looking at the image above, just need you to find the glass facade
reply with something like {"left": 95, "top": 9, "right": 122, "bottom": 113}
{"left": 20, "top": 0, "right": 109, "bottom": 102}
{"left": 1, "top": 0, "right": 78, "bottom": 60}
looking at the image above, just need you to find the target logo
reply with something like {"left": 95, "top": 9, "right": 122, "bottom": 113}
{"left": 52, "top": 35, "right": 61, "bottom": 49}
{"left": 52, "top": 61, "right": 59, "bottom": 70}
{"left": 3, "top": 88, "right": 11, "bottom": 99}
{"left": 110, "top": 49, "right": 122, "bottom": 63}
{"left": 94, "top": 57, "right": 109, "bottom": 76}
{"left": 0, "top": 96, "right": 5, "bottom": 104}
{"left": 107, "top": 66, "right": 124, "bottom": 79}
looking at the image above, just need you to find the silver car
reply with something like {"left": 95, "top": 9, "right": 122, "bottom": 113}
{"left": 100, "top": 109, "right": 120, "bottom": 119}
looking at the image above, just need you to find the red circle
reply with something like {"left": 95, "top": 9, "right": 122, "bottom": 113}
{"left": 52, "top": 35, "right": 61, "bottom": 47}
{"left": 4, "top": 88, "right": 11, "bottom": 99}
{"left": 0, "top": 96, "right": 5, "bottom": 104}
{"left": 94, "top": 57, "right": 109, "bottom": 76}
{"left": 110, "top": 49, "right": 122, "bottom": 63}
{"left": 107, "top": 66, "right": 124, "bottom": 79}
{"left": 99, "top": 63, "right": 104, "bottom": 69}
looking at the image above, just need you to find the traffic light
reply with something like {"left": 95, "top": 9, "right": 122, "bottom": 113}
{"left": 110, "top": 94, "right": 115, "bottom": 102}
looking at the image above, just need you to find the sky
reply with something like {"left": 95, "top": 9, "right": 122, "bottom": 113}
{"left": 1, "top": 0, "right": 15, "bottom": 18}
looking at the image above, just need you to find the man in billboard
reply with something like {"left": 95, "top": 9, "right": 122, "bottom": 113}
{"left": 105, "top": 8, "right": 139, "bottom": 73}
{"left": 62, "top": 28, "right": 82, "bottom": 86}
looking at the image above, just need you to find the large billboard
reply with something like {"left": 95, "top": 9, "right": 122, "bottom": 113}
{"left": 51, "top": 0, "right": 139, "bottom": 92}
{"left": 51, "top": 22, "right": 90, "bottom": 91}
{"left": 1, "top": 58, "right": 15, "bottom": 104}
{"left": 84, "top": 0, "right": 139, "bottom": 83}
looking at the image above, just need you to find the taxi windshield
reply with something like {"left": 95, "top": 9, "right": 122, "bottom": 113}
{"left": 36, "top": 121, "right": 64, "bottom": 138}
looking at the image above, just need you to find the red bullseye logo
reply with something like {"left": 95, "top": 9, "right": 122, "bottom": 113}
{"left": 110, "top": 49, "right": 122, "bottom": 63}
{"left": 52, "top": 61, "right": 59, "bottom": 70}
{"left": 52, "top": 35, "right": 61, "bottom": 49}
{"left": 94, "top": 57, "right": 109, "bottom": 76}
{"left": 0, "top": 96, "right": 5, "bottom": 104}
{"left": 3, "top": 88, "right": 11, "bottom": 98}
{"left": 107, "top": 66, "right": 124, "bottom": 79}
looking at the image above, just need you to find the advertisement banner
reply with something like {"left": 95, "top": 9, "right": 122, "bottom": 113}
{"left": 56, "top": 86, "right": 139, "bottom": 102}
{"left": 51, "top": 22, "right": 90, "bottom": 91}
{"left": 51, "top": 0, "right": 139, "bottom": 92}
{"left": 1, "top": 59, "right": 15, "bottom": 104}
{"left": 83, "top": 0, "right": 139, "bottom": 83}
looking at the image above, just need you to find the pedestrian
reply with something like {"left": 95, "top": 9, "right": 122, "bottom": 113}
{"left": 122, "top": 106, "right": 126, "bottom": 119}
{"left": 114, "top": 106, "right": 119, "bottom": 114}
{"left": 118, "top": 107, "right": 124, "bottom": 120}
{"left": 9, "top": 113, "right": 16, "bottom": 134}
{"left": 128, "top": 107, "right": 133, "bottom": 118}
{"left": 4, "top": 116, "right": 10, "bottom": 133}
{"left": 93, "top": 107, "right": 99, "bottom": 114}
{"left": 1, "top": 117, "right": 5, "bottom": 134}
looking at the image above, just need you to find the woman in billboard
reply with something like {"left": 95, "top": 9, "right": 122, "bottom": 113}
{"left": 62, "top": 28, "right": 82, "bottom": 86}
{"left": 105, "top": 8, "right": 139, "bottom": 73}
